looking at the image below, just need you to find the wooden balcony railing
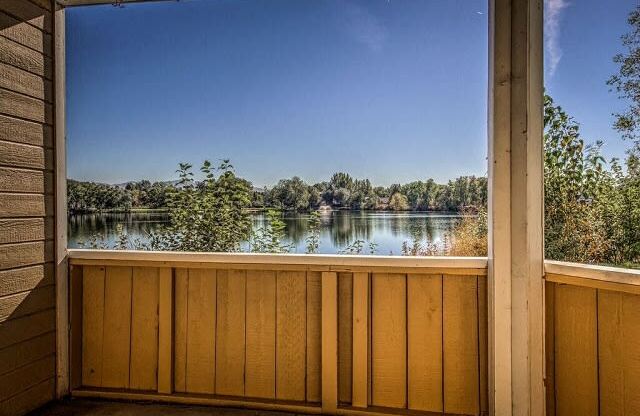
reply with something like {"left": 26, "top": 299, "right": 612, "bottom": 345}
{"left": 67, "top": 249, "right": 489, "bottom": 416}
{"left": 544, "top": 261, "right": 640, "bottom": 416}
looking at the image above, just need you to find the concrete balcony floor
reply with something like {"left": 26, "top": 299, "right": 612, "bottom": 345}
{"left": 30, "top": 399, "right": 299, "bottom": 416}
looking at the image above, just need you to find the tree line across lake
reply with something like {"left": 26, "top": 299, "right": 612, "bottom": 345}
{"left": 67, "top": 174, "right": 487, "bottom": 214}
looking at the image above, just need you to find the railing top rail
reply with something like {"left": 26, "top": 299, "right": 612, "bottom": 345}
{"left": 545, "top": 260, "right": 640, "bottom": 294}
{"left": 67, "top": 249, "right": 488, "bottom": 274}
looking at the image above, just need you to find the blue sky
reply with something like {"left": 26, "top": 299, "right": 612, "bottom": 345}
{"left": 66, "top": 0, "right": 637, "bottom": 186}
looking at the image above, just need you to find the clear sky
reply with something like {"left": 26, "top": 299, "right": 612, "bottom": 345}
{"left": 66, "top": 0, "right": 637, "bottom": 186}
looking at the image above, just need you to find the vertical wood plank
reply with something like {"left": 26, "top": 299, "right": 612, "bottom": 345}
{"left": 554, "top": 284, "right": 598, "bottom": 416}
{"left": 407, "top": 274, "right": 442, "bottom": 412}
{"left": 129, "top": 267, "right": 159, "bottom": 391}
{"left": 478, "top": 275, "right": 488, "bottom": 416}
{"left": 157, "top": 267, "right": 173, "bottom": 394}
{"left": 173, "top": 268, "right": 188, "bottom": 393}
{"left": 82, "top": 265, "right": 104, "bottom": 387}
{"left": 276, "top": 270, "right": 307, "bottom": 401}
{"left": 352, "top": 272, "right": 368, "bottom": 408}
{"left": 322, "top": 272, "right": 338, "bottom": 413}
{"left": 545, "top": 282, "right": 556, "bottom": 416}
{"left": 443, "top": 275, "right": 479, "bottom": 415}
{"left": 371, "top": 273, "right": 406, "bottom": 409}
{"left": 70, "top": 265, "right": 82, "bottom": 390}
{"left": 245, "top": 270, "right": 276, "bottom": 399}
{"left": 215, "top": 269, "right": 246, "bottom": 397}
{"left": 306, "top": 271, "right": 322, "bottom": 403}
{"left": 621, "top": 293, "right": 640, "bottom": 414}
{"left": 338, "top": 272, "right": 353, "bottom": 404}
{"left": 101, "top": 266, "right": 132, "bottom": 389}
{"left": 598, "top": 290, "right": 623, "bottom": 416}
{"left": 185, "top": 268, "right": 216, "bottom": 394}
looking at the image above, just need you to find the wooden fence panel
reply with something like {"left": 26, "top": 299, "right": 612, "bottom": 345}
{"left": 306, "top": 271, "right": 322, "bottom": 403}
{"left": 554, "top": 284, "right": 598, "bottom": 416}
{"left": 338, "top": 272, "right": 353, "bottom": 405}
{"left": 129, "top": 267, "right": 159, "bottom": 391}
{"left": 407, "top": 274, "right": 443, "bottom": 413}
{"left": 371, "top": 273, "right": 406, "bottom": 408}
{"left": 275, "top": 271, "right": 307, "bottom": 401}
{"left": 245, "top": 270, "right": 276, "bottom": 399}
{"left": 81, "top": 266, "right": 104, "bottom": 387}
{"left": 215, "top": 269, "right": 246, "bottom": 397}
{"left": 443, "top": 275, "right": 479, "bottom": 415}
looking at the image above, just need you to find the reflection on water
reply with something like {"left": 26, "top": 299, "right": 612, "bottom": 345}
{"left": 69, "top": 211, "right": 462, "bottom": 255}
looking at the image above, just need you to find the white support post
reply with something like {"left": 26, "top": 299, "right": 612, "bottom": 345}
{"left": 488, "top": 0, "right": 544, "bottom": 415}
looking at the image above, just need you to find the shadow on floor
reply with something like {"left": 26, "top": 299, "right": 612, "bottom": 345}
{"left": 28, "top": 398, "right": 301, "bottom": 416}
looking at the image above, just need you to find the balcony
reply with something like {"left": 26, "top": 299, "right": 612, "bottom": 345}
{"left": 58, "top": 250, "right": 640, "bottom": 416}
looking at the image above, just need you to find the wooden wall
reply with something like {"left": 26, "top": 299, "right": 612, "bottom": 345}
{"left": 0, "top": 1, "right": 58, "bottom": 415}
{"left": 73, "top": 262, "right": 488, "bottom": 416}
{"left": 546, "top": 280, "right": 640, "bottom": 416}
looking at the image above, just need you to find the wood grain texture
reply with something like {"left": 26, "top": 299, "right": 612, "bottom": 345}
{"left": 478, "top": 275, "right": 488, "bottom": 415}
{"left": 0, "top": 263, "right": 52, "bottom": 297}
{"left": 0, "top": 114, "right": 52, "bottom": 147}
{"left": 185, "top": 268, "right": 216, "bottom": 394}
{"left": 245, "top": 270, "right": 276, "bottom": 399}
{"left": 0, "top": 12, "right": 52, "bottom": 54}
{"left": 321, "top": 272, "right": 338, "bottom": 413}
{"left": 443, "top": 275, "right": 479, "bottom": 415}
{"left": 173, "top": 268, "right": 188, "bottom": 393}
{"left": 276, "top": 270, "right": 307, "bottom": 401}
{"left": 0, "top": 217, "right": 48, "bottom": 245}
{"left": 0, "top": 355, "right": 54, "bottom": 401}
{"left": 0, "top": 167, "right": 46, "bottom": 193}
{"left": 371, "top": 273, "right": 406, "bottom": 408}
{"left": 0, "top": 308, "right": 54, "bottom": 350}
{"left": 70, "top": 265, "right": 83, "bottom": 390}
{"left": 1, "top": 1, "right": 52, "bottom": 33}
{"left": 0, "top": 241, "right": 52, "bottom": 270}
{"left": 407, "top": 274, "right": 442, "bottom": 412}
{"left": 0, "top": 37, "right": 51, "bottom": 79}
{"left": 545, "top": 282, "right": 556, "bottom": 416}
{"left": 0, "top": 88, "right": 51, "bottom": 125}
{"left": 338, "top": 272, "right": 353, "bottom": 404}
{"left": 0, "top": 284, "right": 54, "bottom": 322}
{"left": 81, "top": 266, "right": 104, "bottom": 387}
{"left": 0, "top": 62, "right": 50, "bottom": 101}
{"left": 129, "top": 267, "right": 159, "bottom": 391}
{"left": 306, "top": 270, "right": 322, "bottom": 403}
{"left": 0, "top": 141, "right": 45, "bottom": 169}
{"left": 0, "top": 331, "right": 54, "bottom": 376}
{"left": 101, "top": 266, "right": 132, "bottom": 389}
{"left": 351, "top": 272, "right": 368, "bottom": 408}
{"left": 598, "top": 290, "right": 640, "bottom": 416}
{"left": 554, "top": 284, "right": 598, "bottom": 416}
{"left": 157, "top": 268, "right": 173, "bottom": 394}
{"left": 0, "top": 378, "right": 54, "bottom": 416}
{"left": 215, "top": 269, "right": 246, "bottom": 397}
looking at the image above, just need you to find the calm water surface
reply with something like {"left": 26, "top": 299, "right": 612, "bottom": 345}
{"left": 68, "top": 211, "right": 463, "bottom": 255}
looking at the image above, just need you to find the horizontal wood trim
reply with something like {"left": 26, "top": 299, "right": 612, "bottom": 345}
{"left": 0, "top": 354, "right": 54, "bottom": 401}
{"left": 0, "top": 284, "right": 55, "bottom": 322}
{"left": 0, "top": 193, "right": 52, "bottom": 218}
{"left": 546, "top": 273, "right": 640, "bottom": 295}
{"left": 0, "top": 241, "right": 54, "bottom": 270}
{"left": 67, "top": 249, "right": 488, "bottom": 273}
{"left": 0, "top": 88, "right": 52, "bottom": 124}
{"left": 0, "top": 0, "right": 52, "bottom": 34}
{"left": 72, "top": 388, "right": 323, "bottom": 414}
{"left": 0, "top": 13, "right": 52, "bottom": 56}
{"left": 0, "top": 377, "right": 54, "bottom": 415}
{"left": 0, "top": 263, "right": 54, "bottom": 297}
{"left": 0, "top": 307, "right": 55, "bottom": 349}
{"left": 545, "top": 260, "right": 640, "bottom": 285}
{"left": 0, "top": 114, "right": 53, "bottom": 148}
{"left": 0, "top": 140, "right": 46, "bottom": 170}
{"left": 0, "top": 36, "right": 51, "bottom": 79}
{"left": 0, "top": 167, "right": 52, "bottom": 194}
{"left": 0, "top": 62, "right": 51, "bottom": 102}
{"left": 0, "top": 331, "right": 55, "bottom": 376}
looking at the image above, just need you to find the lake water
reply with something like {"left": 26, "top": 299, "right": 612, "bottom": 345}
{"left": 68, "top": 211, "right": 463, "bottom": 255}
